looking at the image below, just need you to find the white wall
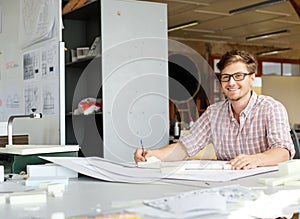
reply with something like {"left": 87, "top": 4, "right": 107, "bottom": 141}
{"left": 262, "top": 76, "right": 300, "bottom": 127}
{"left": 0, "top": 0, "right": 61, "bottom": 144}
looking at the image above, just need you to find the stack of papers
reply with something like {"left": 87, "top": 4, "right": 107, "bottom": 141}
{"left": 40, "top": 157, "right": 278, "bottom": 183}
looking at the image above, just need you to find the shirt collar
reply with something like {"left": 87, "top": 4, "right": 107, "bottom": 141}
{"left": 228, "top": 90, "right": 257, "bottom": 119}
{"left": 243, "top": 90, "right": 257, "bottom": 117}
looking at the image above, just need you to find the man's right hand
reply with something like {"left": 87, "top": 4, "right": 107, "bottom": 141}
{"left": 134, "top": 148, "right": 152, "bottom": 163}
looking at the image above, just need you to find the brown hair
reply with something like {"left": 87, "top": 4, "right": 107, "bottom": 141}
{"left": 217, "top": 50, "right": 257, "bottom": 73}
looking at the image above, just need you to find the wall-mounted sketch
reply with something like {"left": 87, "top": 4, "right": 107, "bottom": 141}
{"left": 5, "top": 87, "right": 21, "bottom": 111}
{"left": 42, "top": 80, "right": 58, "bottom": 115}
{"left": 23, "top": 50, "right": 40, "bottom": 80}
{"left": 24, "top": 83, "right": 42, "bottom": 114}
{"left": 41, "top": 43, "right": 58, "bottom": 78}
{"left": 20, "top": 0, "right": 56, "bottom": 47}
{"left": 23, "top": 42, "right": 59, "bottom": 116}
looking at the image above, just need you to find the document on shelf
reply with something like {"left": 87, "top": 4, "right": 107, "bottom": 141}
{"left": 40, "top": 156, "right": 278, "bottom": 183}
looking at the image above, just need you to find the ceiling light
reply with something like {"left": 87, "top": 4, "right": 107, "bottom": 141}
{"left": 184, "top": 28, "right": 215, "bottom": 33}
{"left": 246, "top": 29, "right": 290, "bottom": 41}
{"left": 169, "top": 36, "right": 226, "bottom": 43}
{"left": 168, "top": 0, "right": 209, "bottom": 6}
{"left": 255, "top": 9, "right": 290, "bottom": 16}
{"left": 229, "top": 0, "right": 287, "bottom": 15}
{"left": 202, "top": 35, "right": 232, "bottom": 39}
{"left": 194, "top": 9, "right": 230, "bottom": 16}
{"left": 274, "top": 19, "right": 300, "bottom": 25}
{"left": 256, "top": 48, "right": 291, "bottom": 56}
{"left": 168, "top": 21, "right": 199, "bottom": 32}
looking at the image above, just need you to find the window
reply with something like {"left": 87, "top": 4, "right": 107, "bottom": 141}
{"left": 262, "top": 62, "right": 281, "bottom": 75}
{"left": 260, "top": 60, "right": 300, "bottom": 76}
{"left": 283, "top": 63, "right": 300, "bottom": 76}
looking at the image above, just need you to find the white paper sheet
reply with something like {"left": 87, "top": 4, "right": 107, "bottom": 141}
{"left": 127, "top": 185, "right": 257, "bottom": 218}
{"left": 40, "top": 157, "right": 278, "bottom": 183}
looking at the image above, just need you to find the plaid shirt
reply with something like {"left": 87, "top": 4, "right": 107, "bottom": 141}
{"left": 180, "top": 91, "right": 295, "bottom": 160}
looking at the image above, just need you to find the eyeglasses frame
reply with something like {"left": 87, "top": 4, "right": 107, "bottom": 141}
{"left": 219, "top": 72, "right": 255, "bottom": 82}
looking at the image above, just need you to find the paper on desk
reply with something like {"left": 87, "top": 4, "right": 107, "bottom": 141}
{"left": 0, "top": 181, "right": 33, "bottom": 193}
{"left": 40, "top": 156, "right": 163, "bottom": 183}
{"left": 164, "top": 193, "right": 226, "bottom": 214}
{"left": 40, "top": 156, "right": 278, "bottom": 183}
{"left": 166, "top": 165, "right": 278, "bottom": 182}
{"left": 232, "top": 189, "right": 300, "bottom": 218}
{"left": 127, "top": 185, "right": 256, "bottom": 218}
{"left": 127, "top": 205, "right": 219, "bottom": 219}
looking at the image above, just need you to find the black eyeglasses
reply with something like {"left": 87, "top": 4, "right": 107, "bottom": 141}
{"left": 220, "top": 72, "right": 255, "bottom": 82}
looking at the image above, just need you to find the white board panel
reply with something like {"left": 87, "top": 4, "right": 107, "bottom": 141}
{"left": 102, "top": 0, "right": 168, "bottom": 162}
{"left": 0, "top": 0, "right": 62, "bottom": 145}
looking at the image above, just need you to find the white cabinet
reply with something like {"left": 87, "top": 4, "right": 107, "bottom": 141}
{"left": 62, "top": 0, "right": 168, "bottom": 161}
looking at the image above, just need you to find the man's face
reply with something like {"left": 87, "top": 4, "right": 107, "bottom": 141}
{"left": 220, "top": 62, "right": 255, "bottom": 102}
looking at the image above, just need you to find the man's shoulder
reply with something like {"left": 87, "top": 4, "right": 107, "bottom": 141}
{"left": 208, "top": 99, "right": 228, "bottom": 111}
{"left": 257, "top": 94, "right": 284, "bottom": 108}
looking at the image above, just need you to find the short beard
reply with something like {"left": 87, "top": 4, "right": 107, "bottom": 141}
{"left": 229, "top": 97, "right": 241, "bottom": 102}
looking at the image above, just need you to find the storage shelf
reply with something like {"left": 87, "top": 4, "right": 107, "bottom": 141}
{"left": 66, "top": 112, "right": 103, "bottom": 116}
{"left": 66, "top": 56, "right": 95, "bottom": 67}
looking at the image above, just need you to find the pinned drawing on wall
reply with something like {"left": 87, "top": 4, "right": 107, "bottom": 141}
{"left": 23, "top": 41, "right": 59, "bottom": 116}
{"left": 20, "top": 0, "right": 56, "bottom": 48}
{"left": 24, "top": 82, "right": 42, "bottom": 115}
{"left": 23, "top": 49, "right": 41, "bottom": 80}
{"left": 23, "top": 42, "right": 58, "bottom": 81}
{"left": 5, "top": 86, "right": 21, "bottom": 115}
{"left": 42, "top": 80, "right": 58, "bottom": 115}
{"left": 41, "top": 43, "right": 58, "bottom": 79}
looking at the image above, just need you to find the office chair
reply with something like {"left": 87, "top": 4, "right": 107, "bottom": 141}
{"left": 290, "top": 129, "right": 300, "bottom": 159}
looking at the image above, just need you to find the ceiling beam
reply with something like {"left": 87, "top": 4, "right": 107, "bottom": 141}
{"left": 289, "top": 0, "right": 300, "bottom": 17}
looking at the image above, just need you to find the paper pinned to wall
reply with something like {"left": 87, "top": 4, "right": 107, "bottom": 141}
{"left": 23, "top": 41, "right": 59, "bottom": 116}
{"left": 20, "top": 0, "right": 57, "bottom": 48}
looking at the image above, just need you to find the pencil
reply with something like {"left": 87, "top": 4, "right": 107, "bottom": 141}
{"left": 140, "top": 139, "right": 145, "bottom": 156}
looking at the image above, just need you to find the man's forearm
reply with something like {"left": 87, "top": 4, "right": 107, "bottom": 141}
{"left": 260, "top": 148, "right": 290, "bottom": 166}
{"left": 152, "top": 142, "right": 188, "bottom": 162}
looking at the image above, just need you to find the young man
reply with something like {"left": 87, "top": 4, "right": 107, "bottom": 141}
{"left": 134, "top": 50, "right": 295, "bottom": 170}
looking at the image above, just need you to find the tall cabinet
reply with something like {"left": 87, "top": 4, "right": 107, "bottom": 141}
{"left": 62, "top": 0, "right": 169, "bottom": 161}
{"left": 63, "top": 0, "right": 102, "bottom": 157}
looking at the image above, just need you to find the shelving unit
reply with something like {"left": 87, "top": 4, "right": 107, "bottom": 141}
{"left": 62, "top": 0, "right": 103, "bottom": 157}
{"left": 61, "top": 0, "right": 168, "bottom": 161}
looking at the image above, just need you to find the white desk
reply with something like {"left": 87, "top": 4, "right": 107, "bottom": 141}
{"left": 0, "top": 170, "right": 292, "bottom": 219}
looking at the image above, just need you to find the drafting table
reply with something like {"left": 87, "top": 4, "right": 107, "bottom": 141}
{"left": 1, "top": 169, "right": 297, "bottom": 219}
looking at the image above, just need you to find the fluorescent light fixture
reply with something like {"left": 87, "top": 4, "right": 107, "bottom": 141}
{"left": 202, "top": 34, "right": 232, "bottom": 39}
{"left": 169, "top": 36, "right": 228, "bottom": 43}
{"left": 168, "top": 0, "right": 209, "bottom": 6}
{"left": 194, "top": 9, "right": 230, "bottom": 16}
{"left": 255, "top": 9, "right": 290, "bottom": 16}
{"left": 229, "top": 0, "right": 287, "bottom": 15}
{"left": 274, "top": 19, "right": 300, "bottom": 25}
{"left": 168, "top": 21, "right": 199, "bottom": 32}
{"left": 246, "top": 29, "right": 290, "bottom": 41}
{"left": 184, "top": 28, "right": 215, "bottom": 33}
{"left": 256, "top": 48, "right": 291, "bottom": 56}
